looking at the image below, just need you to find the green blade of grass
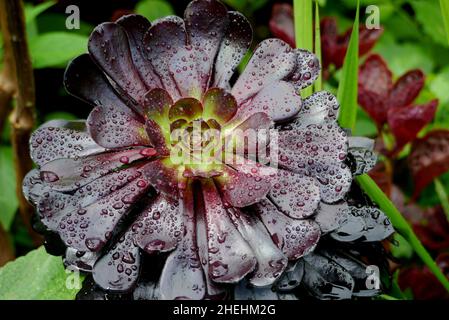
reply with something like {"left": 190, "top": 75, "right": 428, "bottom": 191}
{"left": 337, "top": 0, "right": 359, "bottom": 131}
{"left": 357, "top": 174, "right": 449, "bottom": 293}
{"left": 294, "top": 0, "right": 313, "bottom": 97}
{"left": 314, "top": 1, "right": 322, "bottom": 93}
{"left": 435, "top": 178, "right": 449, "bottom": 222}
{"left": 440, "top": 0, "right": 449, "bottom": 45}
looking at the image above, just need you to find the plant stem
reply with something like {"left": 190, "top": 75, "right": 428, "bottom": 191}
{"left": 357, "top": 174, "right": 449, "bottom": 293}
{"left": 434, "top": 178, "right": 449, "bottom": 222}
{"left": 0, "top": 222, "right": 14, "bottom": 267}
{"left": 0, "top": 0, "right": 42, "bottom": 245}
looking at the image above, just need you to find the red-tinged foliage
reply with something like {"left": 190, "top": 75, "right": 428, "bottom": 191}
{"left": 413, "top": 206, "right": 449, "bottom": 251}
{"left": 409, "top": 130, "right": 449, "bottom": 198}
{"left": 269, "top": 5, "right": 382, "bottom": 70}
{"left": 368, "top": 162, "right": 392, "bottom": 196}
{"left": 399, "top": 252, "right": 449, "bottom": 300}
{"left": 269, "top": 3, "right": 295, "bottom": 48}
{"left": 358, "top": 54, "right": 437, "bottom": 153}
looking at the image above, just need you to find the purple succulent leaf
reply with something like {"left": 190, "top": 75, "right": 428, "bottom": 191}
{"left": 133, "top": 281, "right": 160, "bottom": 300}
{"left": 143, "top": 16, "right": 187, "bottom": 101}
{"left": 195, "top": 192, "right": 229, "bottom": 299}
{"left": 141, "top": 159, "right": 180, "bottom": 198}
{"left": 233, "top": 81, "right": 301, "bottom": 123}
{"left": 231, "top": 38, "right": 296, "bottom": 105}
{"left": 142, "top": 88, "right": 173, "bottom": 119}
{"left": 57, "top": 172, "right": 151, "bottom": 252}
{"left": 278, "top": 122, "right": 348, "bottom": 167}
{"left": 64, "top": 54, "right": 130, "bottom": 109}
{"left": 226, "top": 207, "right": 287, "bottom": 287}
{"left": 30, "top": 120, "right": 104, "bottom": 168}
{"left": 65, "top": 247, "right": 100, "bottom": 272}
{"left": 314, "top": 201, "right": 350, "bottom": 234}
{"left": 302, "top": 253, "right": 355, "bottom": 300}
{"left": 115, "top": 14, "right": 163, "bottom": 90}
{"left": 158, "top": 183, "right": 206, "bottom": 300}
{"left": 255, "top": 198, "right": 320, "bottom": 260}
{"left": 274, "top": 260, "right": 305, "bottom": 291}
{"left": 234, "top": 279, "right": 298, "bottom": 300}
{"left": 269, "top": 170, "right": 320, "bottom": 219}
{"left": 184, "top": 0, "right": 229, "bottom": 91}
{"left": 347, "top": 137, "right": 377, "bottom": 175}
{"left": 87, "top": 105, "right": 150, "bottom": 149}
{"left": 201, "top": 179, "right": 256, "bottom": 283}
{"left": 331, "top": 205, "right": 394, "bottom": 242}
{"left": 215, "top": 156, "right": 276, "bottom": 208}
{"left": 287, "top": 49, "right": 320, "bottom": 91}
{"left": 289, "top": 91, "right": 340, "bottom": 128}
{"left": 39, "top": 148, "right": 154, "bottom": 192}
{"left": 93, "top": 228, "right": 141, "bottom": 292}
{"left": 213, "top": 11, "right": 252, "bottom": 89}
{"left": 88, "top": 22, "right": 148, "bottom": 106}
{"left": 202, "top": 88, "right": 238, "bottom": 124}
{"left": 145, "top": 119, "right": 170, "bottom": 156}
{"left": 320, "top": 249, "right": 381, "bottom": 297}
{"left": 169, "top": 47, "right": 203, "bottom": 99}
{"left": 131, "top": 194, "right": 184, "bottom": 254}
{"left": 24, "top": 166, "right": 144, "bottom": 230}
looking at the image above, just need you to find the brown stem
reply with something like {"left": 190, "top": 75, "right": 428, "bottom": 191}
{"left": 0, "top": 223, "right": 14, "bottom": 267}
{"left": 0, "top": 0, "right": 42, "bottom": 245}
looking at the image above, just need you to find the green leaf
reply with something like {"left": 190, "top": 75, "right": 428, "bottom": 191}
{"left": 431, "top": 65, "right": 449, "bottom": 106}
{"left": 337, "top": 0, "right": 360, "bottom": 131}
{"left": 294, "top": 0, "right": 313, "bottom": 97}
{"left": 390, "top": 233, "right": 413, "bottom": 260}
{"left": 0, "top": 147, "right": 18, "bottom": 231}
{"left": 221, "top": 0, "right": 268, "bottom": 12}
{"left": 441, "top": 0, "right": 449, "bottom": 45}
{"left": 135, "top": 0, "right": 174, "bottom": 22}
{"left": 24, "top": 1, "right": 55, "bottom": 26}
{"left": 37, "top": 13, "right": 94, "bottom": 36}
{"left": 356, "top": 174, "right": 449, "bottom": 293}
{"left": 412, "top": 0, "right": 448, "bottom": 47}
{"left": 29, "top": 32, "right": 87, "bottom": 69}
{"left": 353, "top": 108, "right": 378, "bottom": 137}
{"left": 0, "top": 247, "right": 83, "bottom": 300}
{"left": 434, "top": 177, "right": 449, "bottom": 222}
{"left": 44, "top": 112, "right": 78, "bottom": 122}
{"left": 314, "top": 2, "right": 322, "bottom": 93}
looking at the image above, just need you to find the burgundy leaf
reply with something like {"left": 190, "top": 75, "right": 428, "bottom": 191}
{"left": 409, "top": 130, "right": 449, "bottom": 198}
{"left": 269, "top": 3, "right": 295, "bottom": 48}
{"left": 387, "top": 70, "right": 425, "bottom": 109}
{"left": 358, "top": 54, "right": 392, "bottom": 126}
{"left": 388, "top": 99, "right": 437, "bottom": 152}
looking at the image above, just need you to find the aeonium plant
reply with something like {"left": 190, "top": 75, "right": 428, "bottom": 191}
{"left": 23, "top": 0, "right": 394, "bottom": 300}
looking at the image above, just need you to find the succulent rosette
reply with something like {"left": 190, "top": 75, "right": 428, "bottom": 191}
{"left": 23, "top": 0, "right": 394, "bottom": 300}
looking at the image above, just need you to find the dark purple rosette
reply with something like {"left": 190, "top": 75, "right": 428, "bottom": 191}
{"left": 23, "top": 0, "right": 393, "bottom": 300}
